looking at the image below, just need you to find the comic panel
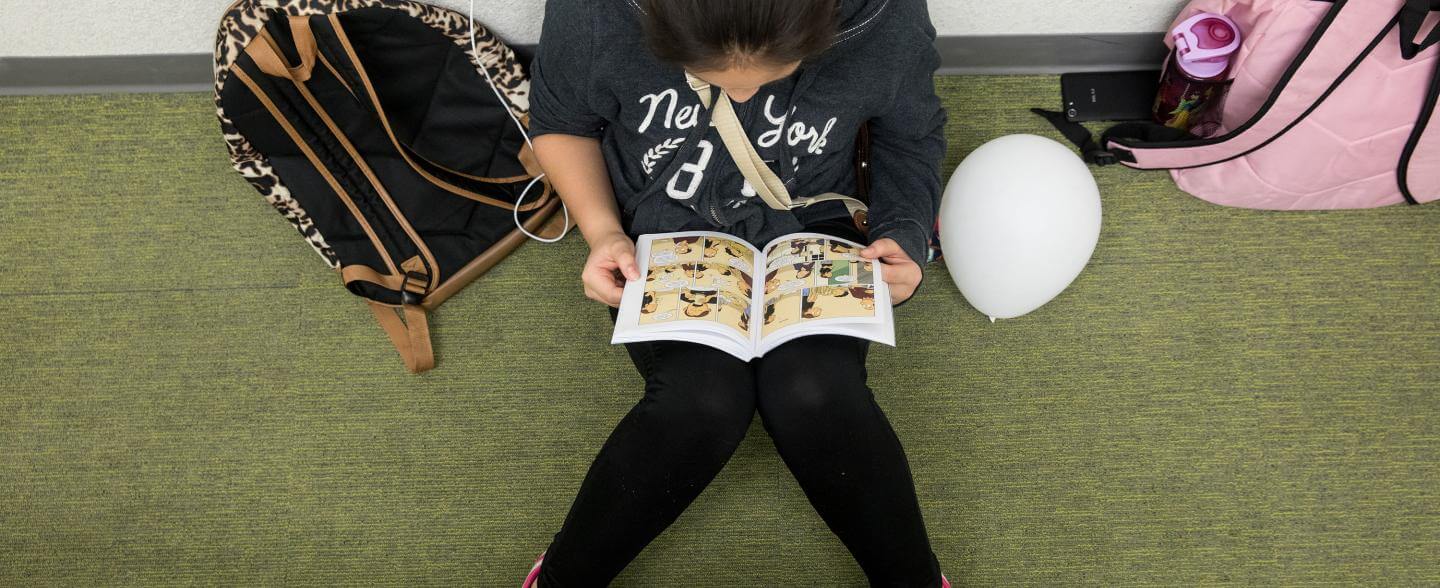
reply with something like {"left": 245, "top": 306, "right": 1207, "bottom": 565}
{"left": 811, "top": 259, "right": 878, "bottom": 287}
{"left": 790, "top": 261, "right": 819, "bottom": 285}
{"left": 705, "top": 270, "right": 753, "bottom": 301}
{"left": 854, "top": 260, "right": 875, "bottom": 286}
{"left": 764, "top": 237, "right": 825, "bottom": 271}
{"left": 702, "top": 236, "right": 756, "bottom": 276}
{"left": 766, "top": 236, "right": 869, "bottom": 270}
{"left": 798, "top": 238, "right": 827, "bottom": 261}
{"left": 649, "top": 236, "right": 704, "bottom": 267}
{"left": 816, "top": 260, "right": 852, "bottom": 286}
{"left": 715, "top": 296, "right": 751, "bottom": 337}
{"left": 679, "top": 289, "right": 720, "bottom": 320}
{"left": 801, "top": 285, "right": 877, "bottom": 322}
{"left": 762, "top": 291, "right": 804, "bottom": 339}
{"left": 690, "top": 262, "right": 745, "bottom": 294}
{"left": 638, "top": 290, "right": 682, "bottom": 325}
{"left": 822, "top": 238, "right": 862, "bottom": 261}
{"left": 645, "top": 263, "right": 692, "bottom": 293}
{"left": 735, "top": 271, "right": 754, "bottom": 300}
{"left": 765, "top": 264, "right": 809, "bottom": 297}
{"left": 762, "top": 238, "right": 786, "bottom": 265}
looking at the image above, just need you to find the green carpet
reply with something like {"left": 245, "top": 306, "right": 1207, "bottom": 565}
{"left": 2, "top": 76, "right": 1438, "bottom": 586}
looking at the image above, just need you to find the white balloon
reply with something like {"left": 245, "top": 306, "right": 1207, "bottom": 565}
{"left": 939, "top": 135, "right": 1102, "bottom": 320}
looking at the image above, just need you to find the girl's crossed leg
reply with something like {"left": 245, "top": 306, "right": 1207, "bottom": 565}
{"left": 756, "top": 335, "right": 943, "bottom": 587}
{"left": 538, "top": 340, "right": 757, "bottom": 585}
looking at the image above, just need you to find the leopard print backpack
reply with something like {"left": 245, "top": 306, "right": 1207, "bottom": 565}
{"left": 215, "top": 0, "right": 566, "bottom": 373}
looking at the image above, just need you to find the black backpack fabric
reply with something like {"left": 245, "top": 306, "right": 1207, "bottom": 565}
{"left": 215, "top": 0, "right": 565, "bottom": 373}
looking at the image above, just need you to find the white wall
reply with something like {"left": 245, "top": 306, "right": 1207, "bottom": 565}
{"left": 0, "top": 0, "right": 1186, "bottom": 57}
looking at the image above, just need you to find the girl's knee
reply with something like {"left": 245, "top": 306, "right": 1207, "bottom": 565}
{"left": 756, "top": 367, "right": 873, "bottom": 433}
{"left": 629, "top": 342, "right": 758, "bottom": 447}
{"left": 638, "top": 381, "right": 756, "bottom": 454}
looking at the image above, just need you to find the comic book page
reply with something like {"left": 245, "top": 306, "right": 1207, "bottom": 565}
{"left": 613, "top": 232, "right": 762, "bottom": 360}
{"left": 758, "top": 233, "right": 888, "bottom": 342}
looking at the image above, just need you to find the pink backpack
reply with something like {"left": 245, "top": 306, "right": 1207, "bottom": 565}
{"left": 1057, "top": 0, "right": 1440, "bottom": 209}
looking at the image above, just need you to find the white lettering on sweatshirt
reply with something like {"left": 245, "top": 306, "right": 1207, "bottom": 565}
{"left": 757, "top": 95, "right": 838, "bottom": 155}
{"left": 637, "top": 89, "right": 701, "bottom": 134}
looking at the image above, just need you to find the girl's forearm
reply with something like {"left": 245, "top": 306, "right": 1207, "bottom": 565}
{"left": 534, "top": 134, "right": 627, "bottom": 245}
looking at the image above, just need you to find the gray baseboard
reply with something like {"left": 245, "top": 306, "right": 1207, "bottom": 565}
{"left": 0, "top": 54, "right": 216, "bottom": 96}
{"left": 0, "top": 33, "right": 1164, "bottom": 96}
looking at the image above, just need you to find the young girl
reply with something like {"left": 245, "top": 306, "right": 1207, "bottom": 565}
{"left": 523, "top": 0, "right": 947, "bottom": 585}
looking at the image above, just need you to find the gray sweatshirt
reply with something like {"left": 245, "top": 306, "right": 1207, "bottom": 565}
{"left": 528, "top": 0, "right": 947, "bottom": 265}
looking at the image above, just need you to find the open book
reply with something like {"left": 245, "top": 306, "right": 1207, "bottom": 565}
{"left": 613, "top": 231, "right": 894, "bottom": 360}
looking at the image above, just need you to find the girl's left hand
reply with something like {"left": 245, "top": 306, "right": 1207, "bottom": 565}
{"left": 861, "top": 238, "right": 923, "bottom": 305}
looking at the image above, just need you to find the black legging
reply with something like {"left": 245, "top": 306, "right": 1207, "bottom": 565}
{"left": 536, "top": 221, "right": 943, "bottom": 585}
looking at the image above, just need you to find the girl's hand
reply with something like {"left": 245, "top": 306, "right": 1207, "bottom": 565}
{"left": 861, "top": 238, "right": 922, "bottom": 305}
{"left": 583, "top": 231, "right": 641, "bottom": 307}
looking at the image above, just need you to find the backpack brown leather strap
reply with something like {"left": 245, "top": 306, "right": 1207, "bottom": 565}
{"left": 341, "top": 264, "right": 405, "bottom": 291}
{"left": 254, "top": 15, "right": 547, "bottom": 212}
{"left": 345, "top": 258, "right": 439, "bottom": 373}
{"left": 367, "top": 300, "right": 435, "bottom": 373}
{"left": 325, "top": 14, "right": 552, "bottom": 212}
{"left": 229, "top": 64, "right": 401, "bottom": 278}
{"left": 248, "top": 16, "right": 317, "bottom": 82}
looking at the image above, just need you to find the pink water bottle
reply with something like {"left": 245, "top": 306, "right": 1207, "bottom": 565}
{"left": 1153, "top": 13, "right": 1242, "bottom": 135}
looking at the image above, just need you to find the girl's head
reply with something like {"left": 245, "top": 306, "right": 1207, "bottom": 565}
{"left": 639, "top": 0, "right": 840, "bottom": 102}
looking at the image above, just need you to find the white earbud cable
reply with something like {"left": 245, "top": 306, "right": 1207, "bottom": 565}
{"left": 469, "top": 0, "right": 570, "bottom": 243}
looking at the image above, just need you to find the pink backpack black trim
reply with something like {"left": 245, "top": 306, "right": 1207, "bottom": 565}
{"left": 1044, "top": 0, "right": 1440, "bottom": 210}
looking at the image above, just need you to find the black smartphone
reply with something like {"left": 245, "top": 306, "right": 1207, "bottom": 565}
{"left": 1060, "top": 70, "right": 1162, "bottom": 122}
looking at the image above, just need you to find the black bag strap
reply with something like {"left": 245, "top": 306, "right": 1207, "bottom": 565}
{"left": 1397, "top": 29, "right": 1440, "bottom": 204}
{"left": 1400, "top": 0, "right": 1440, "bottom": 60}
{"left": 1030, "top": 109, "right": 1126, "bottom": 165}
{"left": 1030, "top": 109, "right": 1195, "bottom": 166}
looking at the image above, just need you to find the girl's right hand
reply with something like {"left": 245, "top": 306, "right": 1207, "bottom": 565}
{"left": 582, "top": 232, "right": 641, "bottom": 307}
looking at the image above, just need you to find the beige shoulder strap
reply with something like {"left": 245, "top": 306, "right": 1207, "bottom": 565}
{"left": 684, "top": 72, "right": 868, "bottom": 220}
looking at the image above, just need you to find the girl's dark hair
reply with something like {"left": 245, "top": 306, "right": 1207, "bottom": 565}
{"left": 638, "top": 0, "right": 840, "bottom": 71}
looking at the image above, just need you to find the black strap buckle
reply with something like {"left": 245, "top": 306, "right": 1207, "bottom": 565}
{"left": 401, "top": 270, "right": 429, "bottom": 305}
{"left": 1086, "top": 150, "right": 1120, "bottom": 166}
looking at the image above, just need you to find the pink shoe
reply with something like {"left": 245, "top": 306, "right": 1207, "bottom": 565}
{"left": 941, "top": 573, "right": 951, "bottom": 588}
{"left": 520, "top": 551, "right": 545, "bottom": 588}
